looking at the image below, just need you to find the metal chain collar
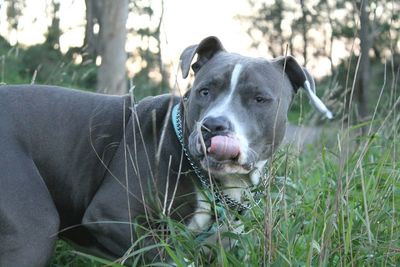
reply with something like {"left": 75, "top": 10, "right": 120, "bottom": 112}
{"left": 173, "top": 103, "right": 250, "bottom": 213}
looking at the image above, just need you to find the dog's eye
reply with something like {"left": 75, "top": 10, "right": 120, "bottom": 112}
{"left": 199, "top": 88, "right": 210, "bottom": 97}
{"left": 254, "top": 95, "right": 268, "bottom": 103}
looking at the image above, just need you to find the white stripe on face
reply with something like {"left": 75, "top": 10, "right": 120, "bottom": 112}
{"left": 202, "top": 64, "right": 250, "bottom": 166}
{"left": 204, "top": 63, "right": 243, "bottom": 116}
{"left": 230, "top": 64, "right": 243, "bottom": 95}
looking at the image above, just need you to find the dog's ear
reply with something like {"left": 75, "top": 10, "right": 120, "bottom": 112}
{"left": 180, "top": 36, "right": 225, "bottom": 79}
{"left": 273, "top": 56, "right": 333, "bottom": 119}
{"left": 272, "top": 56, "right": 314, "bottom": 93}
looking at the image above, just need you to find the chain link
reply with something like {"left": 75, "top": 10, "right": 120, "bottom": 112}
{"left": 174, "top": 104, "right": 250, "bottom": 213}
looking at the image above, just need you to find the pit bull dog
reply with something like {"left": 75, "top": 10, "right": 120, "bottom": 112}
{"left": 0, "top": 36, "right": 331, "bottom": 266}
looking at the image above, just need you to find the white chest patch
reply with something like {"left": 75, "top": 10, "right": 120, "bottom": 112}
{"left": 186, "top": 190, "right": 245, "bottom": 261}
{"left": 187, "top": 192, "right": 212, "bottom": 232}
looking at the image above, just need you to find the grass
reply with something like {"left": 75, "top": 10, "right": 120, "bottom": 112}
{"left": 1, "top": 34, "right": 398, "bottom": 267}
{"left": 48, "top": 100, "right": 400, "bottom": 266}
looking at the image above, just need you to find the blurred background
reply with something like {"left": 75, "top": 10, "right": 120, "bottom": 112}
{"left": 0, "top": 0, "right": 398, "bottom": 124}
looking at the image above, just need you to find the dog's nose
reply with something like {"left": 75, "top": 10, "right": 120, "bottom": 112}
{"left": 202, "top": 116, "right": 232, "bottom": 133}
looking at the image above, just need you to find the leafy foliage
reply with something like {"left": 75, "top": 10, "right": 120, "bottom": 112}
{"left": 127, "top": 0, "right": 170, "bottom": 99}
{"left": 0, "top": 37, "right": 97, "bottom": 90}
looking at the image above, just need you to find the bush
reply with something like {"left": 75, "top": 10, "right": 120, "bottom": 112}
{"left": 0, "top": 38, "right": 97, "bottom": 90}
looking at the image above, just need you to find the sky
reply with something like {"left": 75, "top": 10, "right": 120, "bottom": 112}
{"left": 161, "top": 0, "right": 255, "bottom": 59}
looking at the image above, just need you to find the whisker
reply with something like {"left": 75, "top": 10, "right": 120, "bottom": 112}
{"left": 201, "top": 124, "right": 211, "bottom": 132}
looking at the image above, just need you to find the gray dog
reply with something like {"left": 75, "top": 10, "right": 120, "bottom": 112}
{"left": 0, "top": 36, "right": 331, "bottom": 266}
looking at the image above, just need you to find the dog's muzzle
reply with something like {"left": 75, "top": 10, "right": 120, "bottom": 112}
{"left": 188, "top": 116, "right": 256, "bottom": 174}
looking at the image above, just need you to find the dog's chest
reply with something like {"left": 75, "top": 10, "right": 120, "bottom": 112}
{"left": 186, "top": 180, "right": 247, "bottom": 243}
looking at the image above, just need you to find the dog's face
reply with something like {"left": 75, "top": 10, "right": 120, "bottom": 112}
{"left": 184, "top": 54, "right": 292, "bottom": 176}
{"left": 180, "top": 36, "right": 322, "bottom": 182}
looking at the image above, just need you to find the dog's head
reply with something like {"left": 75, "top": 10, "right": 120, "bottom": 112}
{"left": 180, "top": 36, "right": 331, "bottom": 184}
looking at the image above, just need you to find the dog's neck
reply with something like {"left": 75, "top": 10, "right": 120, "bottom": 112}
{"left": 213, "top": 158, "right": 267, "bottom": 202}
{"left": 214, "top": 174, "right": 251, "bottom": 202}
{"left": 172, "top": 103, "right": 256, "bottom": 213}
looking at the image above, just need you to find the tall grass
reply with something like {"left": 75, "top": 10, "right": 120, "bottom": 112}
{"left": 52, "top": 121, "right": 399, "bottom": 266}
{"left": 1, "top": 31, "right": 396, "bottom": 267}
{"left": 49, "top": 66, "right": 399, "bottom": 266}
{"left": 46, "top": 39, "right": 399, "bottom": 266}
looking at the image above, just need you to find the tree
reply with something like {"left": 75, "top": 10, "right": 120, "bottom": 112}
{"left": 4, "top": 0, "right": 25, "bottom": 44}
{"left": 299, "top": 1, "right": 309, "bottom": 64}
{"left": 83, "top": 0, "right": 98, "bottom": 59}
{"left": 239, "top": 0, "right": 291, "bottom": 58}
{"left": 84, "top": 0, "right": 128, "bottom": 94}
{"left": 82, "top": 0, "right": 169, "bottom": 97}
{"left": 46, "top": 0, "right": 62, "bottom": 49}
{"left": 356, "top": 0, "right": 370, "bottom": 122}
{"left": 128, "top": 0, "right": 169, "bottom": 98}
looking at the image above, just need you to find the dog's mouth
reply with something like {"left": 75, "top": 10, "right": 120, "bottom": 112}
{"left": 188, "top": 131, "right": 255, "bottom": 174}
{"left": 205, "top": 133, "right": 240, "bottom": 160}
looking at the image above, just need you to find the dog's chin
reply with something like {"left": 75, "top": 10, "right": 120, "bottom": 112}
{"left": 199, "top": 156, "right": 253, "bottom": 175}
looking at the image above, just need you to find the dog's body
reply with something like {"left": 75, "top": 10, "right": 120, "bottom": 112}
{"left": 0, "top": 36, "right": 331, "bottom": 266}
{"left": 0, "top": 87, "right": 196, "bottom": 265}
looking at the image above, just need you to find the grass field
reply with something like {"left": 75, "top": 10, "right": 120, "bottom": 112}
{"left": 49, "top": 86, "right": 400, "bottom": 266}
{"left": 1, "top": 37, "right": 398, "bottom": 267}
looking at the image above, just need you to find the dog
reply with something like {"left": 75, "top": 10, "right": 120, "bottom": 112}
{"left": 0, "top": 36, "right": 331, "bottom": 266}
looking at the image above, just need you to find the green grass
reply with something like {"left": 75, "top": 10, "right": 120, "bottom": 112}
{"left": 1, "top": 35, "right": 398, "bottom": 267}
{"left": 49, "top": 116, "right": 400, "bottom": 266}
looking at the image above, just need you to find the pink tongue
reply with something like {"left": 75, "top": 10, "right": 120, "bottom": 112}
{"left": 207, "top": 135, "right": 240, "bottom": 160}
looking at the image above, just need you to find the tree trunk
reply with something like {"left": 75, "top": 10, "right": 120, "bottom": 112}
{"left": 357, "top": 0, "right": 370, "bottom": 122}
{"left": 96, "top": 0, "right": 128, "bottom": 95}
{"left": 46, "top": 0, "right": 61, "bottom": 48}
{"left": 300, "top": 1, "right": 308, "bottom": 64}
{"left": 83, "top": 0, "right": 98, "bottom": 58}
{"left": 155, "top": 0, "right": 169, "bottom": 94}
